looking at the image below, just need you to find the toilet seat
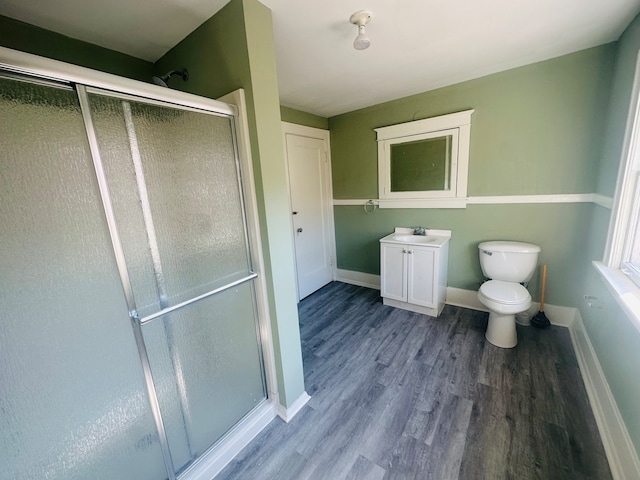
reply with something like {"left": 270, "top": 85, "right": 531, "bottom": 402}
{"left": 479, "top": 280, "right": 530, "bottom": 304}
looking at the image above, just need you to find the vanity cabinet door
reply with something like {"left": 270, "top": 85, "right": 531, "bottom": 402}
{"left": 408, "top": 246, "right": 437, "bottom": 307}
{"left": 381, "top": 243, "right": 407, "bottom": 302}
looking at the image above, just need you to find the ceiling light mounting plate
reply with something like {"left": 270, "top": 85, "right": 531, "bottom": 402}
{"left": 350, "top": 10, "right": 372, "bottom": 27}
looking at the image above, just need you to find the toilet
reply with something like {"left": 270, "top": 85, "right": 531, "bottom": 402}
{"left": 477, "top": 241, "right": 541, "bottom": 348}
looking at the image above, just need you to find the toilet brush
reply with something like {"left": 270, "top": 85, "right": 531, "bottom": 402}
{"left": 531, "top": 264, "right": 551, "bottom": 328}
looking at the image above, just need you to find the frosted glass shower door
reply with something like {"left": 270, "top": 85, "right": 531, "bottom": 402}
{"left": 85, "top": 91, "right": 267, "bottom": 475}
{"left": 0, "top": 78, "right": 167, "bottom": 479}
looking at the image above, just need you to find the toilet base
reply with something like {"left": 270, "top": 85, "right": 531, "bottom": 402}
{"left": 485, "top": 311, "right": 517, "bottom": 348}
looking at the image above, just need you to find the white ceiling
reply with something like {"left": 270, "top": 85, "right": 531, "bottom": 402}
{"left": 1, "top": 0, "right": 639, "bottom": 117}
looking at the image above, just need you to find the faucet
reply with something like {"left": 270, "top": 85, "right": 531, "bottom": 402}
{"left": 413, "top": 226, "right": 426, "bottom": 236}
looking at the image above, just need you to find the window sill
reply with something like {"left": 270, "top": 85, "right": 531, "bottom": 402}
{"left": 593, "top": 261, "right": 640, "bottom": 334}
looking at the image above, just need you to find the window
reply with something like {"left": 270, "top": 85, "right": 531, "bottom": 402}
{"left": 597, "top": 50, "right": 640, "bottom": 331}
{"left": 604, "top": 52, "right": 640, "bottom": 278}
{"left": 376, "top": 109, "right": 473, "bottom": 208}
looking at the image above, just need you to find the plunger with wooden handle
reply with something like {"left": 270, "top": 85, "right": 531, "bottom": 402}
{"left": 532, "top": 264, "right": 550, "bottom": 328}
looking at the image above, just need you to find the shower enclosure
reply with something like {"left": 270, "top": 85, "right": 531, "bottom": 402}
{"left": 0, "top": 49, "right": 273, "bottom": 480}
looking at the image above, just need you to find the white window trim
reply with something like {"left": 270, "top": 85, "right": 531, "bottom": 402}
{"left": 597, "top": 49, "right": 640, "bottom": 334}
{"left": 375, "top": 110, "right": 474, "bottom": 209}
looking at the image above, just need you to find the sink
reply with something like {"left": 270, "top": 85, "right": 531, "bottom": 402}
{"left": 380, "top": 228, "right": 451, "bottom": 248}
{"left": 393, "top": 234, "right": 438, "bottom": 243}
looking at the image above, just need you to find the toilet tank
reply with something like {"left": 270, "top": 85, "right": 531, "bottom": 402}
{"left": 478, "top": 241, "right": 541, "bottom": 282}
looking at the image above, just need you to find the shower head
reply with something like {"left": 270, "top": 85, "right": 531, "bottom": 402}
{"left": 152, "top": 69, "right": 189, "bottom": 88}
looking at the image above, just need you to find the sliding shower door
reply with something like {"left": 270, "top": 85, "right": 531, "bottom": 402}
{"left": 84, "top": 90, "right": 267, "bottom": 474}
{"left": 1, "top": 72, "right": 268, "bottom": 480}
{"left": 0, "top": 77, "right": 168, "bottom": 479}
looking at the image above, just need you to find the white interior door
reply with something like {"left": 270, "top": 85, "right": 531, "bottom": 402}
{"left": 283, "top": 123, "right": 334, "bottom": 300}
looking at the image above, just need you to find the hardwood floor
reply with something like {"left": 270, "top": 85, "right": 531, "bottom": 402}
{"left": 217, "top": 282, "right": 612, "bottom": 480}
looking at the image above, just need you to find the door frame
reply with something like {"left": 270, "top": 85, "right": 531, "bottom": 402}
{"left": 281, "top": 121, "right": 336, "bottom": 300}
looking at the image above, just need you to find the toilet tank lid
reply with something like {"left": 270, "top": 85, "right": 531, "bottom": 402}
{"left": 478, "top": 241, "right": 541, "bottom": 253}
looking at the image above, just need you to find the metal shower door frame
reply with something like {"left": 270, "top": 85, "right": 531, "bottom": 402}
{"left": 77, "top": 85, "right": 268, "bottom": 479}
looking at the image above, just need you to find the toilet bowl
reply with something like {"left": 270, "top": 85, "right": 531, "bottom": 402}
{"left": 477, "top": 241, "right": 540, "bottom": 348}
{"left": 478, "top": 280, "right": 531, "bottom": 348}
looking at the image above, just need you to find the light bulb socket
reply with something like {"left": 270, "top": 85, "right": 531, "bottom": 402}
{"left": 350, "top": 10, "right": 372, "bottom": 27}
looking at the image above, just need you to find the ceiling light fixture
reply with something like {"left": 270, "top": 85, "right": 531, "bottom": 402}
{"left": 350, "top": 10, "right": 372, "bottom": 50}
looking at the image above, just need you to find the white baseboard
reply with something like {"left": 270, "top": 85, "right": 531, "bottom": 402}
{"left": 569, "top": 313, "right": 640, "bottom": 480}
{"left": 531, "top": 302, "right": 576, "bottom": 327}
{"left": 335, "top": 269, "right": 380, "bottom": 289}
{"left": 444, "top": 286, "right": 576, "bottom": 327}
{"left": 277, "top": 391, "right": 311, "bottom": 423}
{"left": 336, "top": 271, "right": 578, "bottom": 327}
{"left": 445, "top": 286, "right": 488, "bottom": 312}
{"left": 183, "top": 401, "right": 277, "bottom": 480}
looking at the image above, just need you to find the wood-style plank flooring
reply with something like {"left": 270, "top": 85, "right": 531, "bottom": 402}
{"left": 217, "top": 282, "right": 611, "bottom": 479}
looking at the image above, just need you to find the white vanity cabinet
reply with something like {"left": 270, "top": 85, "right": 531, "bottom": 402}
{"left": 380, "top": 228, "right": 450, "bottom": 317}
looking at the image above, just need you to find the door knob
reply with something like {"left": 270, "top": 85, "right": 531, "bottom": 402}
{"left": 297, "top": 228, "right": 303, "bottom": 233}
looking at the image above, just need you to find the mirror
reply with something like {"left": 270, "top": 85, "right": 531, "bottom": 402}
{"left": 376, "top": 109, "right": 473, "bottom": 208}
{"left": 390, "top": 135, "right": 452, "bottom": 192}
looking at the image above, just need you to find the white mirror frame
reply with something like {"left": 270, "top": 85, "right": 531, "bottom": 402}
{"left": 376, "top": 109, "right": 474, "bottom": 208}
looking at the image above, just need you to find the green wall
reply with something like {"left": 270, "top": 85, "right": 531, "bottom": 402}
{"left": 335, "top": 203, "right": 593, "bottom": 304}
{"left": 330, "top": 46, "right": 614, "bottom": 200}
{"left": 154, "top": 0, "right": 249, "bottom": 99}
{"left": 0, "top": 15, "right": 153, "bottom": 81}
{"left": 580, "top": 13, "right": 640, "bottom": 457}
{"left": 330, "top": 45, "right": 615, "bottom": 306}
{"left": 280, "top": 106, "right": 329, "bottom": 129}
{"left": 596, "top": 15, "right": 640, "bottom": 196}
{"left": 156, "top": 0, "right": 305, "bottom": 408}
{"left": 243, "top": 0, "right": 306, "bottom": 407}
{"left": 579, "top": 206, "right": 640, "bottom": 457}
